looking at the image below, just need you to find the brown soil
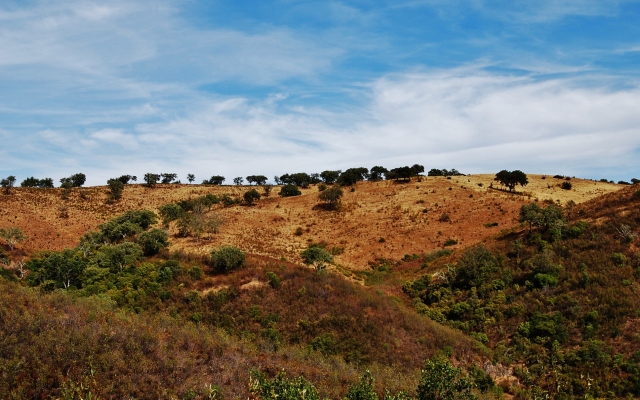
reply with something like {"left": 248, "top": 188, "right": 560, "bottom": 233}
{"left": 0, "top": 175, "right": 623, "bottom": 271}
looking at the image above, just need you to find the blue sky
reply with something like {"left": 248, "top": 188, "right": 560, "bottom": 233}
{"left": 1, "top": 0, "right": 639, "bottom": 185}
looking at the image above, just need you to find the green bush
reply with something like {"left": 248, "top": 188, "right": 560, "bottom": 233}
{"left": 300, "top": 247, "right": 333, "bottom": 269}
{"left": 279, "top": 184, "right": 302, "bottom": 197}
{"left": 266, "top": 271, "right": 281, "bottom": 288}
{"left": 416, "top": 355, "right": 476, "bottom": 400}
{"left": 249, "top": 370, "right": 320, "bottom": 400}
{"left": 611, "top": 252, "right": 627, "bottom": 266}
{"left": 210, "top": 246, "right": 245, "bottom": 272}
{"left": 137, "top": 228, "right": 169, "bottom": 255}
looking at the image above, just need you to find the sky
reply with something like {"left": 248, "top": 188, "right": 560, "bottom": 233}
{"left": 1, "top": 0, "right": 639, "bottom": 186}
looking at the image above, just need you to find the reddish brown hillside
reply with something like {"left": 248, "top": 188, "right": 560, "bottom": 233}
{"left": 0, "top": 175, "right": 623, "bottom": 271}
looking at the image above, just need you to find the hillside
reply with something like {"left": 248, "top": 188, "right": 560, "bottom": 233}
{"left": 0, "top": 174, "right": 621, "bottom": 272}
{"left": 0, "top": 173, "right": 634, "bottom": 398}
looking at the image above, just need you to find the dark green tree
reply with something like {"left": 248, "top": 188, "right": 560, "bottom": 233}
{"left": 369, "top": 166, "right": 388, "bottom": 181}
{"left": 137, "top": 228, "right": 169, "bottom": 255}
{"left": 279, "top": 184, "right": 301, "bottom": 197}
{"left": 411, "top": 164, "right": 425, "bottom": 176}
{"left": 210, "top": 246, "right": 245, "bottom": 272}
{"left": 144, "top": 173, "right": 160, "bottom": 187}
{"left": 60, "top": 173, "right": 86, "bottom": 188}
{"left": 160, "top": 173, "right": 177, "bottom": 184}
{"left": 187, "top": 174, "right": 195, "bottom": 184}
{"left": 233, "top": 177, "right": 244, "bottom": 185}
{"left": 318, "top": 186, "right": 343, "bottom": 209}
{"left": 158, "top": 203, "right": 184, "bottom": 227}
{"left": 205, "top": 175, "right": 225, "bottom": 185}
{"left": 107, "top": 178, "right": 124, "bottom": 201}
{"left": 244, "top": 188, "right": 261, "bottom": 205}
{"left": 25, "top": 249, "right": 87, "bottom": 289}
{"left": 246, "top": 175, "right": 268, "bottom": 185}
{"left": 494, "top": 170, "right": 528, "bottom": 192}
{"left": 387, "top": 166, "right": 412, "bottom": 181}
{"left": 1, "top": 175, "right": 16, "bottom": 194}
{"left": 320, "top": 170, "right": 341, "bottom": 184}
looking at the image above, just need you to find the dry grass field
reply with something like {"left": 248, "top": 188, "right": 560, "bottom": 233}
{"left": 0, "top": 174, "right": 623, "bottom": 272}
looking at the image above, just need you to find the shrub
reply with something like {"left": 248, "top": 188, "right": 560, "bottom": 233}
{"left": 439, "top": 213, "right": 451, "bottom": 222}
{"left": 318, "top": 186, "right": 343, "bottom": 209}
{"left": 318, "top": 183, "right": 327, "bottom": 192}
{"left": 266, "top": 271, "right": 280, "bottom": 288}
{"left": 244, "top": 189, "right": 261, "bottom": 205}
{"left": 443, "top": 239, "right": 458, "bottom": 247}
{"left": 210, "top": 246, "right": 245, "bottom": 272}
{"left": 561, "top": 181, "right": 572, "bottom": 190}
{"left": 300, "top": 247, "right": 333, "bottom": 270}
{"left": 611, "top": 252, "right": 627, "bottom": 266}
{"left": 279, "top": 184, "right": 301, "bottom": 197}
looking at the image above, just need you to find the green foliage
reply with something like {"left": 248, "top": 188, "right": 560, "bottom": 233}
{"left": 159, "top": 203, "right": 184, "bottom": 226}
{"left": 26, "top": 249, "right": 88, "bottom": 289}
{"left": 443, "top": 239, "right": 458, "bottom": 247}
{"left": 0, "top": 226, "right": 27, "bottom": 250}
{"left": 60, "top": 173, "right": 86, "bottom": 188}
{"left": 1, "top": 175, "right": 16, "bottom": 194}
{"left": 279, "top": 184, "right": 302, "bottom": 197}
{"left": 320, "top": 170, "right": 341, "bottom": 184}
{"left": 210, "top": 246, "right": 245, "bottom": 272}
{"left": 95, "top": 242, "right": 144, "bottom": 273}
{"left": 244, "top": 188, "right": 261, "bottom": 205}
{"left": 416, "top": 355, "right": 476, "bottom": 400}
{"left": 344, "top": 369, "right": 377, "bottom": 400}
{"left": 611, "top": 252, "right": 627, "bottom": 266}
{"left": 144, "top": 173, "right": 160, "bottom": 187}
{"left": 369, "top": 166, "right": 388, "bottom": 181}
{"left": 300, "top": 246, "right": 333, "bottom": 270}
{"left": 494, "top": 169, "right": 528, "bottom": 192}
{"left": 318, "top": 186, "right": 343, "bottom": 208}
{"left": 454, "top": 246, "right": 498, "bottom": 288}
{"left": 107, "top": 178, "right": 125, "bottom": 201}
{"left": 137, "top": 228, "right": 169, "bottom": 255}
{"left": 246, "top": 175, "right": 268, "bottom": 185}
{"left": 266, "top": 271, "right": 281, "bottom": 288}
{"left": 203, "top": 175, "right": 225, "bottom": 185}
{"left": 249, "top": 370, "right": 320, "bottom": 400}
{"left": 21, "top": 176, "right": 54, "bottom": 188}
{"left": 561, "top": 181, "right": 572, "bottom": 190}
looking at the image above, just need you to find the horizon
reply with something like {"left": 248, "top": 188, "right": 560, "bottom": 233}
{"left": 2, "top": 1, "right": 640, "bottom": 185}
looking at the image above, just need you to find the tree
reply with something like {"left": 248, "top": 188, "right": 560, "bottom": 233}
{"left": 1, "top": 175, "right": 16, "bottom": 194}
{"left": 244, "top": 189, "right": 261, "bottom": 205}
{"left": 279, "top": 184, "right": 301, "bottom": 197}
{"left": 233, "top": 177, "right": 244, "bottom": 186}
{"left": 416, "top": 355, "right": 476, "bottom": 400}
{"left": 494, "top": 170, "right": 528, "bottom": 192}
{"left": 187, "top": 174, "right": 195, "bottom": 184}
{"left": 301, "top": 246, "right": 333, "bottom": 271}
{"left": 60, "top": 173, "right": 86, "bottom": 188}
{"left": 0, "top": 227, "right": 26, "bottom": 250}
{"left": 137, "top": 228, "right": 169, "bottom": 255}
{"left": 160, "top": 173, "right": 177, "bottom": 184}
{"left": 519, "top": 203, "right": 542, "bottom": 233}
{"left": 210, "top": 246, "right": 245, "bottom": 272}
{"left": 318, "top": 186, "right": 343, "bottom": 209}
{"left": 25, "top": 249, "right": 87, "bottom": 289}
{"left": 204, "top": 213, "right": 226, "bottom": 239}
{"left": 144, "top": 173, "right": 160, "bottom": 187}
{"left": 116, "top": 175, "right": 134, "bottom": 185}
{"left": 320, "top": 170, "right": 341, "bottom": 184}
{"left": 246, "top": 175, "right": 268, "bottom": 185}
{"left": 369, "top": 166, "right": 388, "bottom": 181}
{"left": 411, "top": 164, "right": 425, "bottom": 176}
{"left": 344, "top": 369, "right": 378, "bottom": 400}
{"left": 107, "top": 178, "right": 124, "bottom": 201}
{"left": 387, "top": 166, "right": 412, "bottom": 182}
{"left": 204, "top": 175, "right": 225, "bottom": 185}
{"left": 96, "top": 242, "right": 144, "bottom": 272}
{"left": 249, "top": 370, "right": 321, "bottom": 400}
{"left": 158, "top": 203, "right": 184, "bottom": 227}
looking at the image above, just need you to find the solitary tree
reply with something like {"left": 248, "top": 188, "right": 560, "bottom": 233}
{"left": 233, "top": 177, "right": 244, "bottom": 186}
{"left": 60, "top": 173, "right": 86, "bottom": 188}
{"left": 279, "top": 184, "right": 301, "bottom": 197}
{"left": 1, "top": 175, "right": 16, "bottom": 194}
{"left": 204, "top": 175, "right": 225, "bottom": 185}
{"left": 301, "top": 246, "right": 333, "bottom": 271}
{"left": 416, "top": 355, "right": 477, "bottom": 400}
{"left": 318, "top": 186, "right": 343, "bottom": 209}
{"left": 494, "top": 170, "right": 528, "bottom": 192}
{"left": 187, "top": 174, "right": 195, "bottom": 184}
{"left": 210, "top": 246, "right": 245, "bottom": 272}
